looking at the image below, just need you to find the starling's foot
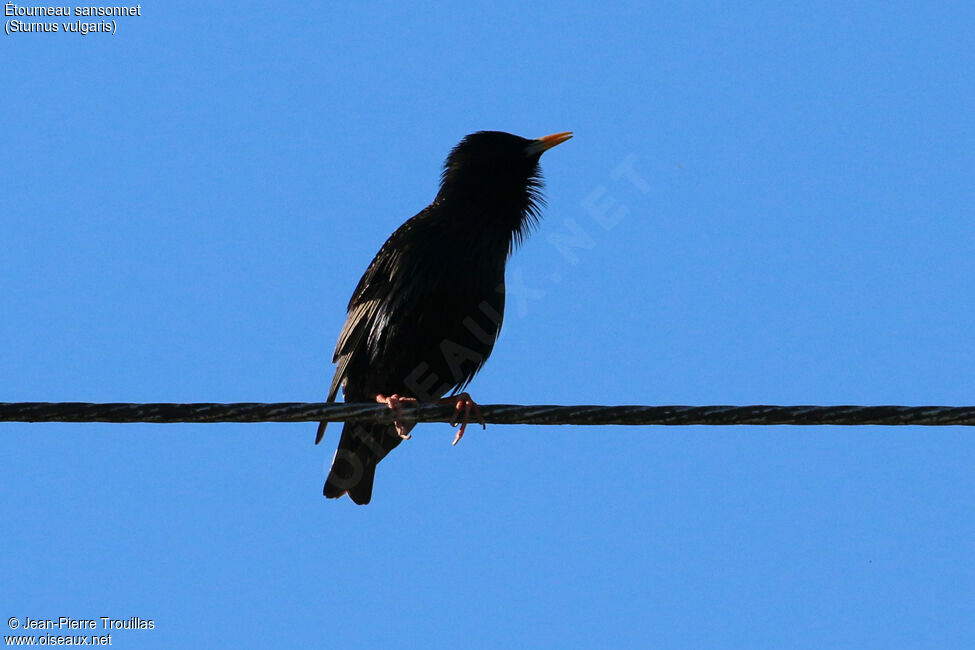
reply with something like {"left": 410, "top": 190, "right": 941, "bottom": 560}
{"left": 375, "top": 393, "right": 417, "bottom": 439}
{"left": 439, "top": 393, "right": 486, "bottom": 446}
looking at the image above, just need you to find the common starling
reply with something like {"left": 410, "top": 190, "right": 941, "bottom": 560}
{"left": 316, "top": 130, "right": 572, "bottom": 504}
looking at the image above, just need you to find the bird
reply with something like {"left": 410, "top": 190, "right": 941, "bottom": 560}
{"left": 316, "top": 130, "right": 572, "bottom": 504}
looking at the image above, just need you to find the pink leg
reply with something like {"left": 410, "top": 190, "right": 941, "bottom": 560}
{"left": 438, "top": 393, "right": 486, "bottom": 446}
{"left": 375, "top": 393, "right": 417, "bottom": 439}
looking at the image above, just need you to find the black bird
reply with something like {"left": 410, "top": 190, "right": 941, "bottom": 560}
{"left": 316, "top": 130, "right": 572, "bottom": 504}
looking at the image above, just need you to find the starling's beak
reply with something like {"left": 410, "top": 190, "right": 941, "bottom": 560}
{"left": 526, "top": 131, "right": 573, "bottom": 155}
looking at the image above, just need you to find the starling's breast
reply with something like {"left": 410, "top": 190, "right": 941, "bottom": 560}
{"left": 360, "top": 231, "right": 509, "bottom": 400}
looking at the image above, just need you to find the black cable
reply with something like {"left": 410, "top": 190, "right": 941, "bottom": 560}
{"left": 2, "top": 402, "right": 975, "bottom": 425}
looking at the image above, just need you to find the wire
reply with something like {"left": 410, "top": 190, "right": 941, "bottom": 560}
{"left": 2, "top": 402, "right": 975, "bottom": 425}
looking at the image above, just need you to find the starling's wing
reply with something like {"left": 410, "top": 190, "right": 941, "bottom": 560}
{"left": 314, "top": 299, "right": 378, "bottom": 444}
{"left": 328, "top": 299, "right": 377, "bottom": 399}
{"left": 315, "top": 230, "right": 405, "bottom": 444}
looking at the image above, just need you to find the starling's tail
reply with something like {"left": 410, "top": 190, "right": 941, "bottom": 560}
{"left": 324, "top": 450, "right": 376, "bottom": 504}
{"left": 323, "top": 421, "right": 403, "bottom": 505}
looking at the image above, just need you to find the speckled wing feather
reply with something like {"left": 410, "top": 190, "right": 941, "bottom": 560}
{"left": 314, "top": 218, "right": 413, "bottom": 443}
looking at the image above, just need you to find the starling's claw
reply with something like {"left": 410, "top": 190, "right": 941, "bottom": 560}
{"left": 439, "top": 393, "right": 485, "bottom": 445}
{"left": 375, "top": 393, "right": 417, "bottom": 439}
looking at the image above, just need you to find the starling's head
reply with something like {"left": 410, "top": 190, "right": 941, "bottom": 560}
{"left": 438, "top": 131, "right": 572, "bottom": 243}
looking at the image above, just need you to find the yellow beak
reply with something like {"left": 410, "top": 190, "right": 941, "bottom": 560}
{"left": 527, "top": 131, "right": 573, "bottom": 155}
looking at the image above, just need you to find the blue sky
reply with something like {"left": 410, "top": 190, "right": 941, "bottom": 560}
{"left": 3, "top": 2, "right": 974, "bottom": 647}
